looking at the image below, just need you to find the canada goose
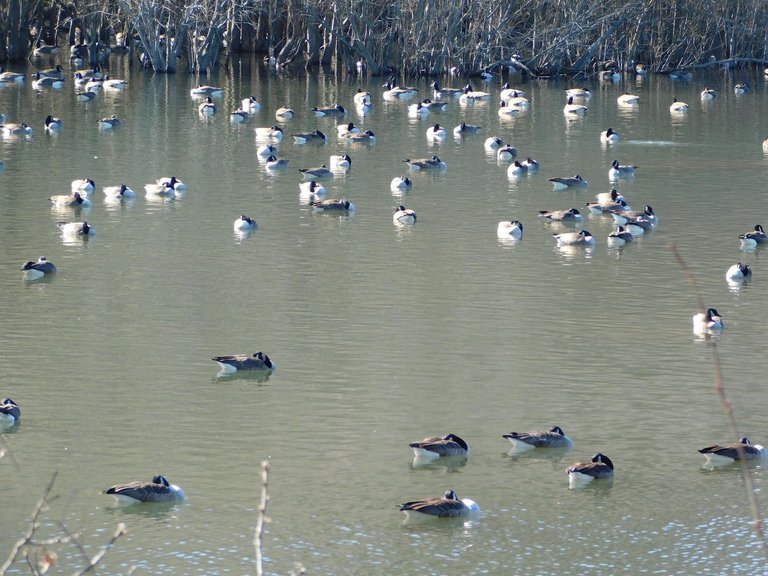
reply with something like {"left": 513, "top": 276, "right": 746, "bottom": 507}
{"left": 382, "top": 80, "right": 417, "bottom": 100}
{"left": 500, "top": 82, "right": 524, "bottom": 101}
{"left": 71, "top": 178, "right": 95, "bottom": 193}
{"left": 484, "top": 136, "right": 504, "bottom": 149}
{"left": 608, "top": 159, "right": 637, "bottom": 180}
{"left": 57, "top": 220, "right": 95, "bottom": 236}
{"left": 617, "top": 93, "right": 640, "bottom": 105}
{"left": 102, "top": 75, "right": 127, "bottom": 89}
{"left": 692, "top": 307, "right": 723, "bottom": 333}
{"left": 700, "top": 88, "right": 717, "bottom": 100}
{"left": 353, "top": 89, "right": 371, "bottom": 105}
{"left": 407, "top": 102, "right": 430, "bottom": 116}
{"left": 498, "top": 100, "right": 521, "bottom": 117}
{"left": 330, "top": 154, "right": 352, "bottom": 169}
{"left": 311, "top": 198, "right": 355, "bottom": 212}
{"left": 31, "top": 72, "right": 64, "bottom": 89}
{"left": 234, "top": 215, "right": 257, "bottom": 231}
{"left": 0, "top": 398, "right": 21, "bottom": 427}
{"left": 497, "top": 145, "right": 517, "bottom": 161}
{"left": 403, "top": 156, "right": 447, "bottom": 170}
{"left": 103, "top": 184, "right": 136, "bottom": 199}
{"left": 298, "top": 165, "right": 333, "bottom": 179}
{"left": 342, "top": 129, "right": 376, "bottom": 144}
{"left": 398, "top": 489, "right": 479, "bottom": 520}
{"left": 98, "top": 114, "right": 122, "bottom": 129}
{"left": 609, "top": 205, "right": 656, "bottom": 226}
{"left": 563, "top": 96, "right": 588, "bottom": 116}
{"left": 553, "top": 229, "right": 595, "bottom": 246}
{"left": 393, "top": 204, "right": 417, "bottom": 225}
{"left": 21, "top": 257, "right": 56, "bottom": 280}
{"left": 607, "top": 226, "right": 634, "bottom": 247}
{"left": 600, "top": 128, "right": 619, "bottom": 143}
{"left": 212, "top": 352, "right": 274, "bottom": 373}
{"left": 549, "top": 174, "right": 588, "bottom": 190}
{"left": 37, "top": 64, "right": 64, "bottom": 78}
{"left": 104, "top": 475, "right": 185, "bottom": 504}
{"left": 0, "top": 66, "right": 25, "bottom": 83}
{"left": 84, "top": 77, "right": 103, "bottom": 91}
{"left": 453, "top": 122, "right": 481, "bottom": 136}
{"left": 155, "top": 176, "right": 187, "bottom": 191}
{"left": 418, "top": 98, "right": 447, "bottom": 112}
{"left": 337, "top": 122, "right": 360, "bottom": 135}
{"left": 257, "top": 143, "right": 278, "bottom": 157}
{"left": 669, "top": 98, "right": 689, "bottom": 113}
{"left": 311, "top": 103, "right": 347, "bottom": 117}
{"left": 409, "top": 434, "right": 467, "bottom": 460}
{"left": 291, "top": 130, "right": 327, "bottom": 144}
{"left": 426, "top": 123, "right": 447, "bottom": 138}
{"left": 507, "top": 161, "right": 527, "bottom": 176}
{"left": 49, "top": 191, "right": 91, "bottom": 208}
{"left": 1, "top": 123, "right": 32, "bottom": 137}
{"left": 299, "top": 180, "right": 327, "bottom": 202}
{"left": 502, "top": 426, "right": 573, "bottom": 452}
{"left": 430, "top": 81, "right": 463, "bottom": 99}
{"left": 699, "top": 437, "right": 766, "bottom": 466}
{"left": 229, "top": 109, "right": 249, "bottom": 123}
{"left": 739, "top": 224, "right": 768, "bottom": 247}
{"left": 538, "top": 208, "right": 582, "bottom": 221}
{"left": 585, "top": 198, "right": 630, "bottom": 215}
{"left": 459, "top": 84, "right": 491, "bottom": 103}
{"left": 190, "top": 85, "right": 223, "bottom": 97}
{"left": 264, "top": 155, "right": 289, "bottom": 170}
{"left": 241, "top": 96, "right": 260, "bottom": 112}
{"left": 198, "top": 97, "right": 216, "bottom": 115}
{"left": 497, "top": 220, "right": 523, "bottom": 240}
{"left": 255, "top": 125, "right": 284, "bottom": 140}
{"left": 275, "top": 106, "right": 294, "bottom": 120}
{"left": 734, "top": 82, "right": 750, "bottom": 95}
{"left": 521, "top": 157, "right": 539, "bottom": 171}
{"left": 635, "top": 63, "right": 648, "bottom": 75}
{"left": 565, "top": 87, "right": 591, "bottom": 99}
{"left": 622, "top": 216, "right": 655, "bottom": 236}
{"left": 75, "top": 90, "right": 97, "bottom": 101}
{"left": 566, "top": 453, "right": 615, "bottom": 487}
{"left": 44, "top": 115, "right": 63, "bottom": 131}
{"left": 725, "top": 263, "right": 752, "bottom": 282}
{"left": 390, "top": 176, "right": 412, "bottom": 192}
{"left": 594, "top": 188, "right": 625, "bottom": 206}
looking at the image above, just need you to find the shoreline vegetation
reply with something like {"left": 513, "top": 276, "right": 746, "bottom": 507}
{"left": 3, "top": 0, "right": 768, "bottom": 77}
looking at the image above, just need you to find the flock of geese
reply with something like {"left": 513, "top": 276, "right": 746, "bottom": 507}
{"left": 2, "top": 57, "right": 767, "bottom": 518}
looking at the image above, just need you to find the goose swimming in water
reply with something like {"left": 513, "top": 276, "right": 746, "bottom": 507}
{"left": 403, "top": 156, "right": 447, "bottom": 170}
{"left": 549, "top": 175, "right": 588, "bottom": 190}
{"left": 409, "top": 434, "right": 468, "bottom": 460}
{"left": 693, "top": 307, "right": 723, "bottom": 333}
{"left": 607, "top": 225, "right": 634, "bottom": 247}
{"left": 566, "top": 453, "right": 614, "bottom": 487}
{"left": 298, "top": 165, "right": 333, "bottom": 179}
{"left": 553, "top": 229, "right": 595, "bottom": 246}
{"left": 390, "top": 176, "right": 412, "bottom": 192}
{"left": 739, "top": 224, "right": 768, "bottom": 248}
{"left": 22, "top": 257, "right": 56, "bottom": 280}
{"left": 497, "top": 220, "right": 523, "bottom": 240}
{"left": 103, "top": 184, "right": 136, "bottom": 199}
{"left": 49, "top": 191, "right": 91, "bottom": 208}
{"left": 563, "top": 96, "right": 588, "bottom": 116}
{"left": 299, "top": 180, "right": 327, "bottom": 202}
{"left": 725, "top": 262, "right": 752, "bottom": 282}
{"left": 198, "top": 97, "right": 216, "bottom": 116}
{"left": 57, "top": 220, "right": 95, "bottom": 236}
{"left": 669, "top": 98, "right": 689, "bottom": 113}
{"left": 699, "top": 437, "right": 766, "bottom": 466}
{"left": 233, "top": 215, "right": 257, "bottom": 231}
{"left": 453, "top": 122, "right": 482, "bottom": 136}
{"left": 609, "top": 159, "right": 637, "bottom": 180}
{"left": 291, "top": 130, "right": 327, "bottom": 144}
{"left": 255, "top": 125, "right": 284, "bottom": 140}
{"left": 0, "top": 398, "right": 21, "bottom": 427}
{"left": 311, "top": 103, "right": 347, "bottom": 117}
{"left": 330, "top": 154, "right": 352, "bottom": 169}
{"left": 398, "top": 489, "right": 479, "bottom": 520}
{"left": 44, "top": 115, "right": 63, "bottom": 131}
{"left": 426, "top": 123, "right": 447, "bottom": 139}
{"left": 393, "top": 204, "right": 417, "bottom": 225}
{"left": 212, "top": 352, "right": 274, "bottom": 373}
{"left": 311, "top": 198, "right": 355, "bottom": 212}
{"left": 502, "top": 426, "right": 573, "bottom": 452}
{"left": 98, "top": 114, "right": 122, "bottom": 129}
{"left": 104, "top": 475, "right": 186, "bottom": 504}
{"left": 538, "top": 208, "right": 582, "bottom": 222}
{"left": 600, "top": 128, "right": 619, "bottom": 143}
{"left": 617, "top": 93, "right": 640, "bottom": 105}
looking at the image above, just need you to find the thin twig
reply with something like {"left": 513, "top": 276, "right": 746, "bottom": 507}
{"left": 671, "top": 243, "right": 768, "bottom": 563}
{"left": 0, "top": 472, "right": 58, "bottom": 576}
{"left": 254, "top": 460, "right": 270, "bottom": 576}
{"left": 70, "top": 522, "right": 127, "bottom": 576}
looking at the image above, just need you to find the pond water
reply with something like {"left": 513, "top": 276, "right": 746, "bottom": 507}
{"left": 2, "top": 56, "right": 768, "bottom": 574}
